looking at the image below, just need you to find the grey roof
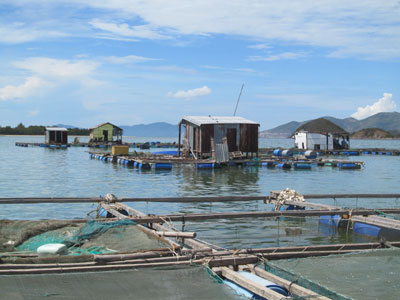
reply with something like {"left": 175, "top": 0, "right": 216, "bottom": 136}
{"left": 181, "top": 116, "right": 259, "bottom": 126}
{"left": 45, "top": 127, "right": 68, "bottom": 132}
{"left": 294, "top": 118, "right": 348, "bottom": 135}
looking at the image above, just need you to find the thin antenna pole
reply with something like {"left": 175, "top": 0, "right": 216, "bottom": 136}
{"left": 234, "top": 83, "right": 244, "bottom": 116}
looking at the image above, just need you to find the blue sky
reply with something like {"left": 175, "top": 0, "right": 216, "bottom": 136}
{"left": 0, "top": 1, "right": 399, "bottom": 130}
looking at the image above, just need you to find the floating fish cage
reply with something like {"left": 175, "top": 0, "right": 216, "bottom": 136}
{"left": 1, "top": 190, "right": 400, "bottom": 300}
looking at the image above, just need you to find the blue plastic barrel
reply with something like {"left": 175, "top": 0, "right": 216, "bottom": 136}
{"left": 338, "top": 162, "right": 360, "bottom": 169}
{"left": 273, "top": 149, "right": 282, "bottom": 156}
{"left": 224, "top": 271, "right": 289, "bottom": 299}
{"left": 353, "top": 222, "right": 381, "bottom": 237}
{"left": 154, "top": 163, "right": 172, "bottom": 169}
{"left": 348, "top": 151, "right": 360, "bottom": 156}
{"left": 196, "top": 163, "right": 215, "bottom": 169}
{"left": 281, "top": 149, "right": 293, "bottom": 157}
{"left": 294, "top": 162, "right": 311, "bottom": 169}
{"left": 304, "top": 150, "right": 317, "bottom": 159}
{"left": 319, "top": 215, "right": 341, "bottom": 227}
{"left": 277, "top": 163, "right": 291, "bottom": 169}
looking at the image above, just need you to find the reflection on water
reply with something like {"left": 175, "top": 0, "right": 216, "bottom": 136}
{"left": 1, "top": 135, "right": 400, "bottom": 248}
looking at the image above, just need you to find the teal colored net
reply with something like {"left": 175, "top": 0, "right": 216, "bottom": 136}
{"left": 15, "top": 219, "right": 137, "bottom": 255}
{"left": 64, "top": 219, "right": 136, "bottom": 246}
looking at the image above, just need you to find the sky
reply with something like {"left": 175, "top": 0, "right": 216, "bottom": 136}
{"left": 0, "top": 1, "right": 399, "bottom": 130}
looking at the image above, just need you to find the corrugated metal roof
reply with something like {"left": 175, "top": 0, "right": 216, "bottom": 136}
{"left": 89, "top": 122, "right": 123, "bottom": 131}
{"left": 181, "top": 116, "right": 259, "bottom": 126}
{"left": 45, "top": 127, "right": 68, "bottom": 131}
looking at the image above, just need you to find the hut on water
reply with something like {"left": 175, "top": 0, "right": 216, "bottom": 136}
{"left": 293, "top": 118, "right": 350, "bottom": 150}
{"left": 45, "top": 127, "right": 68, "bottom": 145}
{"left": 178, "top": 116, "right": 259, "bottom": 160}
{"left": 89, "top": 122, "right": 123, "bottom": 144}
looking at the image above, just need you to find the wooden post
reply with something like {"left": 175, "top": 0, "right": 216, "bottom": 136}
{"left": 178, "top": 122, "right": 182, "bottom": 157}
{"left": 211, "top": 137, "right": 215, "bottom": 160}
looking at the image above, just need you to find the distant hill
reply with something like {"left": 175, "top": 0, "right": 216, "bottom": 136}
{"left": 120, "top": 122, "right": 178, "bottom": 137}
{"left": 351, "top": 128, "right": 394, "bottom": 139}
{"left": 259, "top": 121, "right": 303, "bottom": 138}
{"left": 260, "top": 112, "right": 400, "bottom": 138}
{"left": 54, "top": 124, "right": 77, "bottom": 129}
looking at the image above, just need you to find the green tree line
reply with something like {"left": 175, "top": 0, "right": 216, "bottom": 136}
{"left": 0, "top": 123, "right": 89, "bottom": 135}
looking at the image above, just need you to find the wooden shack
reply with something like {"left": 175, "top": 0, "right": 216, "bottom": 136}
{"left": 294, "top": 118, "right": 350, "bottom": 150}
{"left": 178, "top": 116, "right": 259, "bottom": 159}
{"left": 89, "top": 122, "right": 123, "bottom": 144}
{"left": 45, "top": 127, "right": 68, "bottom": 145}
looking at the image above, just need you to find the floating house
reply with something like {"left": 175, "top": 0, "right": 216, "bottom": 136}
{"left": 178, "top": 116, "right": 259, "bottom": 159}
{"left": 45, "top": 127, "right": 68, "bottom": 145}
{"left": 89, "top": 122, "right": 123, "bottom": 144}
{"left": 293, "top": 118, "right": 350, "bottom": 150}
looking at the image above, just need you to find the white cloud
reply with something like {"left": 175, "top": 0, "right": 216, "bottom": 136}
{"left": 168, "top": 86, "right": 211, "bottom": 100}
{"left": 2, "top": 1, "right": 400, "bottom": 59}
{"left": 0, "top": 23, "right": 66, "bottom": 44}
{"left": 80, "top": 0, "right": 400, "bottom": 60}
{"left": 104, "top": 55, "right": 159, "bottom": 64}
{"left": 248, "top": 44, "right": 272, "bottom": 50}
{"left": 14, "top": 57, "right": 98, "bottom": 79}
{"left": 248, "top": 52, "right": 307, "bottom": 61}
{"left": 351, "top": 93, "right": 397, "bottom": 120}
{"left": 89, "top": 19, "right": 170, "bottom": 40}
{"left": 0, "top": 76, "right": 44, "bottom": 101}
{"left": 0, "top": 57, "right": 101, "bottom": 101}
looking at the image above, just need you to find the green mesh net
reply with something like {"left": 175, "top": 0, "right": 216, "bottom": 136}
{"left": 0, "top": 219, "right": 170, "bottom": 257}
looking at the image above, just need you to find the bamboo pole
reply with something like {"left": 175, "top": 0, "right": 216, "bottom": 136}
{"left": 106, "top": 208, "right": 400, "bottom": 224}
{"left": 1, "top": 193, "right": 399, "bottom": 205}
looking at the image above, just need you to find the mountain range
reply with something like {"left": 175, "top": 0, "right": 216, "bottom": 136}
{"left": 259, "top": 112, "right": 400, "bottom": 138}
{"left": 120, "top": 122, "right": 178, "bottom": 137}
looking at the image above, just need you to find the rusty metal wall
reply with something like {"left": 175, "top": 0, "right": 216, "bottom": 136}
{"left": 201, "top": 124, "right": 214, "bottom": 153}
{"left": 239, "top": 124, "right": 258, "bottom": 153}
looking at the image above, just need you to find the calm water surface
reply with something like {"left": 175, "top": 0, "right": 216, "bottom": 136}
{"left": 1, "top": 135, "right": 400, "bottom": 248}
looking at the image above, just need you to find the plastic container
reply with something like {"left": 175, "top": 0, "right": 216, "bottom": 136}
{"left": 272, "top": 149, "right": 282, "bottom": 156}
{"left": 112, "top": 145, "right": 129, "bottom": 155}
{"left": 224, "top": 271, "right": 289, "bottom": 299}
{"left": 353, "top": 222, "right": 381, "bottom": 237}
{"left": 37, "top": 243, "right": 67, "bottom": 256}
{"left": 281, "top": 149, "right": 293, "bottom": 157}
{"left": 196, "top": 163, "right": 215, "bottom": 169}
{"left": 304, "top": 150, "right": 317, "bottom": 159}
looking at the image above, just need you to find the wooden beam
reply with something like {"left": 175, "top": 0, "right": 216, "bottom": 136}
{"left": 351, "top": 215, "right": 400, "bottom": 230}
{"left": 0, "top": 195, "right": 267, "bottom": 204}
{"left": 2, "top": 193, "right": 400, "bottom": 205}
{"left": 251, "top": 266, "right": 330, "bottom": 300}
{"left": 155, "top": 231, "right": 196, "bottom": 238}
{"left": 220, "top": 267, "right": 284, "bottom": 300}
{"left": 111, "top": 208, "right": 400, "bottom": 224}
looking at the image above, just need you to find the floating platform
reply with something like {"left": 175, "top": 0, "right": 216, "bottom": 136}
{"left": 259, "top": 147, "right": 400, "bottom": 157}
{"left": 15, "top": 141, "right": 178, "bottom": 149}
{"left": 90, "top": 152, "right": 365, "bottom": 171}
